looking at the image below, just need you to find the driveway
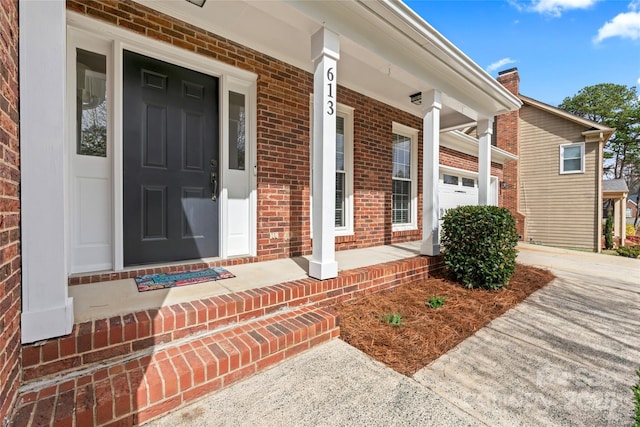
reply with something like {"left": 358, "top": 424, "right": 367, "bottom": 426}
{"left": 147, "top": 244, "right": 640, "bottom": 426}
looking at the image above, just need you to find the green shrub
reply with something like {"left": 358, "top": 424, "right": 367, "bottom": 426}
{"left": 441, "top": 206, "right": 518, "bottom": 290}
{"left": 605, "top": 215, "right": 614, "bottom": 250}
{"left": 617, "top": 245, "right": 640, "bottom": 258}
{"left": 627, "top": 223, "right": 637, "bottom": 238}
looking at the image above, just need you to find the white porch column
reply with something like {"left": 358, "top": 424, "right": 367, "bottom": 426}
{"left": 477, "top": 118, "right": 493, "bottom": 206}
{"left": 309, "top": 28, "right": 339, "bottom": 280}
{"left": 420, "top": 90, "right": 442, "bottom": 256}
{"left": 620, "top": 196, "right": 627, "bottom": 245}
{"left": 20, "top": 0, "right": 73, "bottom": 343}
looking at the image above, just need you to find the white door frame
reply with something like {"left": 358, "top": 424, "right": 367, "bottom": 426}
{"left": 66, "top": 12, "right": 258, "bottom": 273}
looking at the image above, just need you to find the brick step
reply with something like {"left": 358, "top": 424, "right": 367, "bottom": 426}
{"left": 11, "top": 306, "right": 339, "bottom": 426}
{"left": 22, "top": 256, "right": 441, "bottom": 384}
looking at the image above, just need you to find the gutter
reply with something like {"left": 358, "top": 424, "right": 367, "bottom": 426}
{"left": 375, "top": 0, "right": 522, "bottom": 113}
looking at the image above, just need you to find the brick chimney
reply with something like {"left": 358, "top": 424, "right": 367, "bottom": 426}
{"left": 495, "top": 68, "right": 525, "bottom": 239}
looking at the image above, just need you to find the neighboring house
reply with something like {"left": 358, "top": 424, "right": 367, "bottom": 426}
{"left": 603, "top": 179, "right": 629, "bottom": 246}
{"left": 496, "top": 68, "right": 614, "bottom": 252}
{"left": 627, "top": 195, "right": 638, "bottom": 227}
{"left": 1, "top": 0, "right": 522, "bottom": 423}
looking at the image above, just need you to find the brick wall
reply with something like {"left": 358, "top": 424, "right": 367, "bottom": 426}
{"left": 0, "top": 0, "right": 22, "bottom": 422}
{"left": 68, "top": 0, "right": 430, "bottom": 258}
{"left": 496, "top": 69, "right": 525, "bottom": 237}
{"left": 68, "top": 1, "right": 502, "bottom": 263}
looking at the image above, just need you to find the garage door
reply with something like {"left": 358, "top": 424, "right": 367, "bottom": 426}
{"left": 439, "top": 172, "right": 479, "bottom": 219}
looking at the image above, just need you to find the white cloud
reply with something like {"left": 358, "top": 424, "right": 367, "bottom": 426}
{"left": 486, "top": 58, "right": 518, "bottom": 73}
{"left": 637, "top": 76, "right": 640, "bottom": 84}
{"left": 594, "top": 8, "right": 640, "bottom": 42}
{"left": 531, "top": 0, "right": 598, "bottom": 17}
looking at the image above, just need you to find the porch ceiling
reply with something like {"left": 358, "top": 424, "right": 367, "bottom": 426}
{"left": 137, "top": 0, "right": 520, "bottom": 128}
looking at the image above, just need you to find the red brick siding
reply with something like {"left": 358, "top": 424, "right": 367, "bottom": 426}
{"left": 0, "top": 0, "right": 21, "bottom": 422}
{"left": 496, "top": 70, "right": 525, "bottom": 237}
{"left": 68, "top": 0, "right": 431, "bottom": 259}
{"left": 340, "top": 86, "right": 424, "bottom": 249}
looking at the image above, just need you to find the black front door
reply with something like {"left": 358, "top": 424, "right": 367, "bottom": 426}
{"left": 123, "top": 50, "right": 219, "bottom": 266}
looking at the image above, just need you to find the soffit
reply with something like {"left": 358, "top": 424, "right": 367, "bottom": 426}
{"left": 137, "top": 0, "right": 519, "bottom": 128}
{"left": 441, "top": 131, "right": 518, "bottom": 164}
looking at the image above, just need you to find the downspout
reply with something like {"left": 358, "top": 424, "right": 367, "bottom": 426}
{"left": 596, "top": 132, "right": 604, "bottom": 253}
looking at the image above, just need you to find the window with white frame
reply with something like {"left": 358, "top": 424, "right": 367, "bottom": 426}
{"left": 310, "top": 103, "right": 354, "bottom": 236}
{"left": 560, "top": 142, "right": 584, "bottom": 174}
{"left": 392, "top": 123, "right": 418, "bottom": 230}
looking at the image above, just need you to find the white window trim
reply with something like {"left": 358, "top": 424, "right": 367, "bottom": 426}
{"left": 67, "top": 12, "right": 258, "bottom": 272}
{"left": 559, "top": 142, "right": 585, "bottom": 174}
{"left": 310, "top": 99, "right": 355, "bottom": 237}
{"left": 392, "top": 122, "right": 419, "bottom": 232}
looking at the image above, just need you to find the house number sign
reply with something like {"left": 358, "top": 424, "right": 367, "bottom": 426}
{"left": 326, "top": 67, "right": 335, "bottom": 116}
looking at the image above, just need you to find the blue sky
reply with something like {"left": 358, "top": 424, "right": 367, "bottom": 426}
{"left": 405, "top": 0, "right": 640, "bottom": 106}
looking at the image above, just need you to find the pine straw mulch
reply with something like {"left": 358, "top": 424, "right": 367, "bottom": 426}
{"left": 332, "top": 263, "right": 555, "bottom": 376}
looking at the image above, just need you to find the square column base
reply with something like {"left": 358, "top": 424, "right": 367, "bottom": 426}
{"left": 420, "top": 241, "right": 441, "bottom": 257}
{"left": 309, "top": 260, "right": 338, "bottom": 280}
{"left": 21, "top": 297, "right": 74, "bottom": 343}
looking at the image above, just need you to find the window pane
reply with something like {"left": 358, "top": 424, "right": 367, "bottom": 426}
{"left": 229, "top": 92, "right": 245, "bottom": 170}
{"left": 392, "top": 180, "right": 410, "bottom": 224}
{"left": 336, "top": 116, "right": 345, "bottom": 171}
{"left": 564, "top": 158, "right": 581, "bottom": 172}
{"left": 563, "top": 146, "right": 581, "bottom": 159}
{"left": 462, "top": 177, "right": 475, "bottom": 187}
{"left": 335, "top": 172, "right": 345, "bottom": 227}
{"left": 443, "top": 174, "right": 458, "bottom": 185}
{"left": 392, "top": 133, "right": 411, "bottom": 179}
{"left": 77, "top": 49, "right": 107, "bottom": 157}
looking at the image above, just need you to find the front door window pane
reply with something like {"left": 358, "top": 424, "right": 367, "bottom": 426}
{"left": 76, "top": 48, "right": 107, "bottom": 157}
{"left": 229, "top": 91, "right": 246, "bottom": 170}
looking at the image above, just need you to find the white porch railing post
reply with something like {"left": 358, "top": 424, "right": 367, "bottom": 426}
{"left": 420, "top": 90, "right": 442, "bottom": 256}
{"left": 309, "top": 28, "right": 339, "bottom": 280}
{"left": 19, "top": 0, "right": 74, "bottom": 343}
{"left": 478, "top": 118, "right": 493, "bottom": 206}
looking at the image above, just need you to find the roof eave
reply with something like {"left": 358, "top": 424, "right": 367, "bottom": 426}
{"left": 520, "top": 94, "right": 615, "bottom": 138}
{"left": 378, "top": 0, "right": 522, "bottom": 115}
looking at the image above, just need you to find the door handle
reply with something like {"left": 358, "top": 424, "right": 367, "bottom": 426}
{"left": 210, "top": 171, "right": 217, "bottom": 201}
{"left": 210, "top": 159, "right": 217, "bottom": 201}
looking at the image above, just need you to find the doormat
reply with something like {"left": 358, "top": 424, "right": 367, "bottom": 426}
{"left": 134, "top": 267, "right": 235, "bottom": 292}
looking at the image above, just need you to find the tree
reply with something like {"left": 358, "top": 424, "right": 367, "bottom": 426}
{"left": 558, "top": 84, "right": 640, "bottom": 190}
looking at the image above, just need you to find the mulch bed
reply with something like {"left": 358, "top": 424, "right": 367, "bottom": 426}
{"left": 332, "top": 263, "right": 555, "bottom": 376}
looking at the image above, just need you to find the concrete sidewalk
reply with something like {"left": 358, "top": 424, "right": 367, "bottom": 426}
{"left": 147, "top": 244, "right": 640, "bottom": 426}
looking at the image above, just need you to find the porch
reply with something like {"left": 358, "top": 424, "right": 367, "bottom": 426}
{"left": 13, "top": 242, "right": 443, "bottom": 426}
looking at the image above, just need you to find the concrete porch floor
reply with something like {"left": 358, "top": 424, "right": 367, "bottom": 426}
{"left": 69, "top": 241, "right": 423, "bottom": 323}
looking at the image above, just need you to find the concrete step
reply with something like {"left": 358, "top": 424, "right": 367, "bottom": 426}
{"left": 11, "top": 306, "right": 339, "bottom": 426}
